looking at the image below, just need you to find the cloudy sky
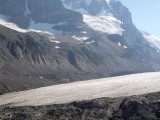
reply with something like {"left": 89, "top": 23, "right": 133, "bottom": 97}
{"left": 119, "top": 0, "right": 160, "bottom": 38}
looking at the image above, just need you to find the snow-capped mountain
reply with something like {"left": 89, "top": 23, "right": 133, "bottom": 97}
{"left": 62, "top": 0, "right": 160, "bottom": 50}
{"left": 0, "top": 0, "right": 127, "bottom": 36}
{"left": 62, "top": 0, "right": 124, "bottom": 35}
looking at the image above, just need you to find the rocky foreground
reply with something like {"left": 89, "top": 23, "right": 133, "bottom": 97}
{"left": 0, "top": 92, "right": 160, "bottom": 120}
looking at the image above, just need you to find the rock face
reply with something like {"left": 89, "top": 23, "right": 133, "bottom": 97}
{"left": 110, "top": 0, "right": 132, "bottom": 25}
{"left": 0, "top": 0, "right": 83, "bottom": 29}
{"left": 62, "top": 0, "right": 110, "bottom": 15}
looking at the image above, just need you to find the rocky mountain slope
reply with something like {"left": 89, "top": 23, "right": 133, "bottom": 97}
{"left": 0, "top": 0, "right": 82, "bottom": 30}
{"left": 0, "top": 0, "right": 160, "bottom": 94}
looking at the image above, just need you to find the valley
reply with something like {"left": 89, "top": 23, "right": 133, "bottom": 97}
{"left": 0, "top": 0, "right": 160, "bottom": 119}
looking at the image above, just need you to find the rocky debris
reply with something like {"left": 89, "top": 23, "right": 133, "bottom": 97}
{"left": 72, "top": 101, "right": 103, "bottom": 109}
{"left": 114, "top": 98, "right": 156, "bottom": 119}
{"left": 0, "top": 92, "right": 160, "bottom": 120}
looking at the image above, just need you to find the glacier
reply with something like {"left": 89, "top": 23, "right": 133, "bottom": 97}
{"left": 62, "top": 0, "right": 124, "bottom": 35}
{"left": 0, "top": 72, "right": 160, "bottom": 106}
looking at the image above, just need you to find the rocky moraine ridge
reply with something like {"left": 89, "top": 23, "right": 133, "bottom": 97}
{"left": 0, "top": 92, "right": 160, "bottom": 120}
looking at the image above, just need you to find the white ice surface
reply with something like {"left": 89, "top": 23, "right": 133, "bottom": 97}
{"left": 0, "top": 72, "right": 160, "bottom": 106}
{"left": 83, "top": 15, "right": 124, "bottom": 35}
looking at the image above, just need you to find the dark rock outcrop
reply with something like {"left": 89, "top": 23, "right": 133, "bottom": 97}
{"left": 72, "top": 101, "right": 103, "bottom": 109}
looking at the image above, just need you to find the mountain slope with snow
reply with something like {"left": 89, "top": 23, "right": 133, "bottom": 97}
{"left": 0, "top": 72, "right": 160, "bottom": 106}
{"left": 142, "top": 31, "right": 160, "bottom": 52}
{"left": 0, "top": 0, "right": 83, "bottom": 35}
{"left": 0, "top": 14, "right": 28, "bottom": 33}
{"left": 0, "top": 0, "right": 160, "bottom": 95}
{"left": 83, "top": 15, "right": 124, "bottom": 35}
{"left": 62, "top": 0, "right": 124, "bottom": 35}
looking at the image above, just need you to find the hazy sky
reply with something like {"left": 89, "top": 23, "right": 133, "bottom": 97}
{"left": 119, "top": 0, "right": 160, "bottom": 38}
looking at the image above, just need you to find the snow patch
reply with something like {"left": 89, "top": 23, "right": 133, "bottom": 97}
{"left": 72, "top": 35, "right": 81, "bottom": 41}
{"left": 50, "top": 40, "right": 60, "bottom": 44}
{"left": 118, "top": 42, "right": 121, "bottom": 47}
{"left": 55, "top": 46, "right": 60, "bottom": 49}
{"left": 106, "top": 0, "right": 110, "bottom": 4}
{"left": 81, "top": 31, "right": 87, "bottom": 34}
{"left": 48, "top": 35, "right": 60, "bottom": 44}
{"left": 123, "top": 46, "right": 127, "bottom": 49}
{"left": 0, "top": 14, "right": 28, "bottom": 33}
{"left": 85, "top": 40, "right": 95, "bottom": 44}
{"left": 0, "top": 14, "right": 65, "bottom": 35}
{"left": 72, "top": 35, "right": 89, "bottom": 41}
